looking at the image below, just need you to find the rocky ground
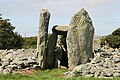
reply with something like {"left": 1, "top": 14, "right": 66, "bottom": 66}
{"left": 0, "top": 49, "right": 40, "bottom": 74}
{"left": 65, "top": 48, "right": 120, "bottom": 79}
{"left": 0, "top": 47, "right": 120, "bottom": 79}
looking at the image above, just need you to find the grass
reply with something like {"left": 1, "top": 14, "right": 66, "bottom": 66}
{"left": 0, "top": 69, "right": 120, "bottom": 80}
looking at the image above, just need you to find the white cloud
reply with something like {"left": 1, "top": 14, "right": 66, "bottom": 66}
{"left": 0, "top": 0, "right": 120, "bottom": 36}
{"left": 85, "top": 0, "right": 118, "bottom": 5}
{"left": 1, "top": 0, "right": 118, "bottom": 17}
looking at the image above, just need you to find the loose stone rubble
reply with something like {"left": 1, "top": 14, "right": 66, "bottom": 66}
{"left": 0, "top": 49, "right": 39, "bottom": 74}
{"left": 65, "top": 48, "right": 120, "bottom": 78}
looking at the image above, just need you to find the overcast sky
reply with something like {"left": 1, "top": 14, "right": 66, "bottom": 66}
{"left": 0, "top": 0, "right": 120, "bottom": 37}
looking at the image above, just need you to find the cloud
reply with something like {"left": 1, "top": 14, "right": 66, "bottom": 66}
{"left": 0, "top": 0, "right": 120, "bottom": 36}
{"left": 85, "top": 0, "right": 118, "bottom": 5}
{"left": 1, "top": 0, "right": 118, "bottom": 17}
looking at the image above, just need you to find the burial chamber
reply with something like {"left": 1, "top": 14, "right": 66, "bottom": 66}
{"left": 36, "top": 8, "right": 94, "bottom": 69}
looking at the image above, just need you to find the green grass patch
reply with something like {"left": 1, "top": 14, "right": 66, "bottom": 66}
{"left": 0, "top": 69, "right": 120, "bottom": 80}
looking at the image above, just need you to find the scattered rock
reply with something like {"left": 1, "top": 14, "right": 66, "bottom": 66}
{"left": 65, "top": 48, "right": 120, "bottom": 78}
{"left": 0, "top": 49, "right": 39, "bottom": 74}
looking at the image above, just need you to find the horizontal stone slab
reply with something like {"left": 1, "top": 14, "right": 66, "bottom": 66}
{"left": 52, "top": 25, "right": 68, "bottom": 35}
{"left": 55, "top": 25, "right": 69, "bottom": 31}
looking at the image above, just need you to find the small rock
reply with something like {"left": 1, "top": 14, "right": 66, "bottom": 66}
{"left": 33, "top": 65, "right": 41, "bottom": 70}
{"left": 6, "top": 65, "right": 18, "bottom": 70}
{"left": 91, "top": 55, "right": 104, "bottom": 64}
{"left": 5, "top": 53, "right": 13, "bottom": 59}
{"left": 0, "top": 67, "right": 3, "bottom": 74}
{"left": 102, "top": 69, "right": 114, "bottom": 77}
{"left": 94, "top": 70, "right": 101, "bottom": 77}
{"left": 113, "top": 72, "right": 120, "bottom": 77}
{"left": 84, "top": 74, "right": 94, "bottom": 77}
{"left": 2, "top": 61, "right": 10, "bottom": 67}
{"left": 3, "top": 69, "right": 10, "bottom": 74}
{"left": 100, "top": 52, "right": 112, "bottom": 58}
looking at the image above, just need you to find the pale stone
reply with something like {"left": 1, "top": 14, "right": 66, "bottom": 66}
{"left": 67, "top": 8, "right": 94, "bottom": 68}
{"left": 3, "top": 69, "right": 10, "bottom": 74}
{"left": 0, "top": 67, "right": 3, "bottom": 74}
{"left": 36, "top": 9, "right": 50, "bottom": 69}
{"left": 93, "top": 36, "right": 102, "bottom": 50}
{"left": 52, "top": 25, "right": 68, "bottom": 35}
{"left": 102, "top": 69, "right": 114, "bottom": 77}
{"left": 54, "top": 25, "right": 68, "bottom": 32}
{"left": 113, "top": 72, "right": 120, "bottom": 77}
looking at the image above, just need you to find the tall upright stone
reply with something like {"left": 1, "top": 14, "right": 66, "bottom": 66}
{"left": 45, "top": 32, "right": 58, "bottom": 68}
{"left": 66, "top": 8, "right": 94, "bottom": 69}
{"left": 36, "top": 9, "right": 50, "bottom": 69}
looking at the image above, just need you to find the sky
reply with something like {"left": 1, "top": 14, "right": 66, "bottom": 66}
{"left": 0, "top": 0, "right": 120, "bottom": 37}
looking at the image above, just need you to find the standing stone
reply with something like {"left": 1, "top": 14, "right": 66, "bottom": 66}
{"left": 45, "top": 33, "right": 58, "bottom": 68}
{"left": 66, "top": 8, "right": 94, "bottom": 69}
{"left": 93, "top": 36, "right": 102, "bottom": 50}
{"left": 36, "top": 9, "right": 50, "bottom": 69}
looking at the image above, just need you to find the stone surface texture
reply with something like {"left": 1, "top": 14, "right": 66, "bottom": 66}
{"left": 66, "top": 8, "right": 94, "bottom": 68}
{"left": 36, "top": 9, "right": 50, "bottom": 69}
{"left": 52, "top": 25, "right": 68, "bottom": 35}
{"left": 65, "top": 48, "right": 120, "bottom": 78}
{"left": 45, "top": 33, "right": 58, "bottom": 68}
{"left": 0, "top": 49, "right": 39, "bottom": 74}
